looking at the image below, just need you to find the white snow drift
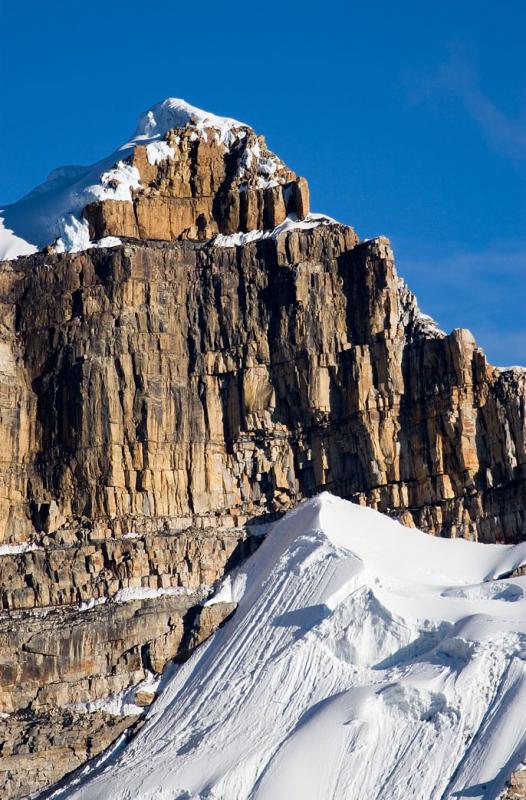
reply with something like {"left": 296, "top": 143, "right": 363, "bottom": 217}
{"left": 52, "top": 493, "right": 526, "bottom": 800}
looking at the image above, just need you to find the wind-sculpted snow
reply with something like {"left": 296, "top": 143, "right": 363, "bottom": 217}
{"left": 51, "top": 493, "right": 526, "bottom": 800}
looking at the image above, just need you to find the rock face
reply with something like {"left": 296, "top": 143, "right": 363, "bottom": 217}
{"left": 1, "top": 232, "right": 524, "bottom": 549}
{"left": 0, "top": 528, "right": 258, "bottom": 798}
{"left": 84, "top": 126, "right": 309, "bottom": 243}
{"left": 504, "top": 770, "right": 526, "bottom": 799}
{"left": 0, "top": 104, "right": 525, "bottom": 797}
{"left": 0, "top": 710, "right": 137, "bottom": 800}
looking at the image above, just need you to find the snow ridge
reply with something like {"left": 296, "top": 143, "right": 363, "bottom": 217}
{"left": 131, "top": 98, "right": 246, "bottom": 146}
{"left": 52, "top": 493, "right": 526, "bottom": 800}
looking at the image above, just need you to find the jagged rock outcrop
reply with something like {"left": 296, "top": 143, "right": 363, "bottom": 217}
{"left": 0, "top": 526, "right": 258, "bottom": 798}
{"left": 0, "top": 709, "right": 136, "bottom": 800}
{"left": 0, "top": 101, "right": 524, "bottom": 797}
{"left": 84, "top": 124, "right": 309, "bottom": 243}
{"left": 0, "top": 526, "right": 257, "bottom": 711}
{"left": 504, "top": 770, "right": 526, "bottom": 799}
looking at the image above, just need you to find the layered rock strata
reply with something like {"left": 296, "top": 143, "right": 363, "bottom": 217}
{"left": 0, "top": 106, "right": 524, "bottom": 797}
{"left": 1, "top": 231, "right": 524, "bottom": 550}
{"left": 84, "top": 126, "right": 309, "bottom": 243}
{"left": 0, "top": 709, "right": 136, "bottom": 800}
{"left": 0, "top": 526, "right": 257, "bottom": 798}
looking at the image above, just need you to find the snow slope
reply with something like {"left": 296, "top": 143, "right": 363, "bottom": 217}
{"left": 51, "top": 493, "right": 526, "bottom": 800}
{"left": 0, "top": 99, "right": 248, "bottom": 259}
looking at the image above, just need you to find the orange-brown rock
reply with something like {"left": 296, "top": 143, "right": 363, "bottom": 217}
{"left": 1, "top": 228, "right": 524, "bottom": 551}
{"left": 83, "top": 126, "right": 310, "bottom": 243}
{"left": 0, "top": 593, "right": 192, "bottom": 714}
{"left": 263, "top": 185, "right": 287, "bottom": 228}
{"left": 84, "top": 198, "right": 140, "bottom": 240}
{"left": 0, "top": 709, "right": 138, "bottom": 800}
{"left": 292, "top": 176, "right": 310, "bottom": 219}
{"left": 190, "top": 601, "right": 238, "bottom": 649}
{"left": 0, "top": 527, "right": 253, "bottom": 612}
{"left": 0, "top": 529, "right": 258, "bottom": 797}
{"left": 504, "top": 770, "right": 526, "bottom": 799}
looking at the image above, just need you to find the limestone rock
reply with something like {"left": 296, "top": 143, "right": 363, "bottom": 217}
{"left": 190, "top": 601, "right": 238, "bottom": 649}
{"left": 0, "top": 709, "right": 137, "bottom": 800}
{"left": 134, "top": 689, "right": 156, "bottom": 707}
{"left": 1, "top": 229, "right": 523, "bottom": 550}
{"left": 504, "top": 770, "right": 526, "bottom": 799}
{"left": 83, "top": 126, "right": 309, "bottom": 243}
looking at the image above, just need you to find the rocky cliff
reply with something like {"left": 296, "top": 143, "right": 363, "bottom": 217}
{"left": 0, "top": 99, "right": 524, "bottom": 797}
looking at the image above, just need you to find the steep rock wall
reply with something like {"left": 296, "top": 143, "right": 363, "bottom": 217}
{"left": 1, "top": 228, "right": 524, "bottom": 551}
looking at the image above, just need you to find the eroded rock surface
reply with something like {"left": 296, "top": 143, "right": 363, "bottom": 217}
{"left": 0, "top": 709, "right": 137, "bottom": 800}
{"left": 1, "top": 230, "right": 524, "bottom": 549}
{"left": 84, "top": 126, "right": 309, "bottom": 243}
{"left": 504, "top": 770, "right": 526, "bottom": 799}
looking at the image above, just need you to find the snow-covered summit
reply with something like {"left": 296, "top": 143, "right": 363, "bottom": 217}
{"left": 0, "top": 98, "right": 253, "bottom": 261}
{"left": 54, "top": 493, "right": 526, "bottom": 800}
{"left": 130, "top": 98, "right": 247, "bottom": 146}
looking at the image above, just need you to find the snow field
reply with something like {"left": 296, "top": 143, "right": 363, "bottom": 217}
{"left": 52, "top": 492, "right": 526, "bottom": 800}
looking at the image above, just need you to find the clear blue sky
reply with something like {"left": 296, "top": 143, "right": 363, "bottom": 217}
{"left": 1, "top": 0, "right": 524, "bottom": 365}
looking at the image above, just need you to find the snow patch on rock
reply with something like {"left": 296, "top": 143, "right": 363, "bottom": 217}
{"left": 0, "top": 99, "right": 247, "bottom": 261}
{"left": 146, "top": 141, "right": 175, "bottom": 165}
{"left": 0, "top": 541, "right": 40, "bottom": 556}
{"left": 132, "top": 98, "right": 246, "bottom": 147}
{"left": 67, "top": 671, "right": 161, "bottom": 718}
{"left": 94, "top": 236, "right": 122, "bottom": 248}
{"left": 235, "top": 137, "right": 283, "bottom": 189}
{"left": 204, "top": 571, "right": 247, "bottom": 607}
{"left": 113, "top": 584, "right": 208, "bottom": 604}
{"left": 213, "top": 213, "right": 338, "bottom": 248}
{"left": 55, "top": 215, "right": 92, "bottom": 253}
{"left": 497, "top": 365, "right": 526, "bottom": 374}
{"left": 78, "top": 597, "right": 108, "bottom": 613}
{"left": 415, "top": 310, "right": 447, "bottom": 338}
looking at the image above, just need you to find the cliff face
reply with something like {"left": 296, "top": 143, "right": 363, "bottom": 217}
{"left": 0, "top": 100, "right": 525, "bottom": 797}
{"left": 1, "top": 230, "right": 524, "bottom": 551}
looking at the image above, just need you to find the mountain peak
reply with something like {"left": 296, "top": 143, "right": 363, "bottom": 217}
{"left": 130, "top": 98, "right": 248, "bottom": 145}
{"left": 0, "top": 98, "right": 310, "bottom": 260}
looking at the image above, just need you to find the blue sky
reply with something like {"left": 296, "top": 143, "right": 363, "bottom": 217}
{"left": 1, "top": 0, "right": 524, "bottom": 365}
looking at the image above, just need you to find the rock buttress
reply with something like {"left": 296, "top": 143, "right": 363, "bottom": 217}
{"left": 1, "top": 227, "right": 524, "bottom": 548}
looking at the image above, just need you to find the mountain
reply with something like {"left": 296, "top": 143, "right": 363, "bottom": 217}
{"left": 0, "top": 99, "right": 524, "bottom": 798}
{"left": 0, "top": 98, "right": 309, "bottom": 258}
{"left": 51, "top": 493, "right": 526, "bottom": 800}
